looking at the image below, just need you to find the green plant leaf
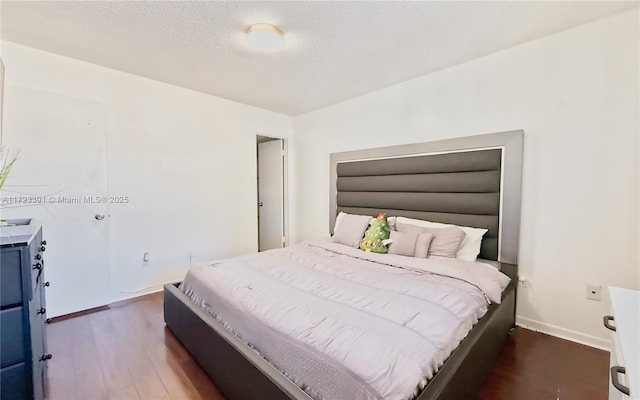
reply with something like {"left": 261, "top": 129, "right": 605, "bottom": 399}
{"left": 0, "top": 145, "right": 21, "bottom": 191}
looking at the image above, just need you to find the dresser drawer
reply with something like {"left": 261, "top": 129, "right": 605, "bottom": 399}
{"left": 0, "top": 308, "right": 25, "bottom": 368}
{"left": 1, "top": 249, "right": 24, "bottom": 307}
{"left": 0, "top": 362, "right": 27, "bottom": 400}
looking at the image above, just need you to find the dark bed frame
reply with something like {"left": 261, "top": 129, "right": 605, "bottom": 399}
{"left": 164, "top": 131, "right": 524, "bottom": 400}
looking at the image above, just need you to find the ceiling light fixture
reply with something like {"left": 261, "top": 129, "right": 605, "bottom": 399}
{"left": 246, "top": 23, "right": 285, "bottom": 52}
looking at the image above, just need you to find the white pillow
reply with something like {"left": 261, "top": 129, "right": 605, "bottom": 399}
{"left": 332, "top": 212, "right": 373, "bottom": 247}
{"left": 333, "top": 211, "right": 347, "bottom": 232}
{"left": 395, "top": 216, "right": 488, "bottom": 262}
{"left": 335, "top": 213, "right": 396, "bottom": 231}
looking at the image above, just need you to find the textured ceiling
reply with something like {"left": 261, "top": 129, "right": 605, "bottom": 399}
{"left": 1, "top": 1, "right": 637, "bottom": 115}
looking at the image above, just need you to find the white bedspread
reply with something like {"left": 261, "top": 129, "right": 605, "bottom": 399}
{"left": 180, "top": 239, "right": 510, "bottom": 400}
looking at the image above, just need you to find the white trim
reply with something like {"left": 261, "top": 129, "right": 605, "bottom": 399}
{"left": 336, "top": 145, "right": 504, "bottom": 164}
{"left": 497, "top": 146, "right": 506, "bottom": 262}
{"left": 516, "top": 315, "right": 610, "bottom": 351}
{"left": 110, "top": 284, "right": 164, "bottom": 304}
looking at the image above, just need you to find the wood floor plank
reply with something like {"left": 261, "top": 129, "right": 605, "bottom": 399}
{"left": 107, "top": 306, "right": 159, "bottom": 378}
{"left": 46, "top": 292, "right": 609, "bottom": 400}
{"left": 107, "top": 308, "right": 172, "bottom": 400}
{"left": 88, "top": 310, "right": 136, "bottom": 392}
{"left": 46, "top": 319, "right": 78, "bottom": 400}
{"left": 133, "top": 372, "right": 171, "bottom": 400}
{"left": 126, "top": 300, "right": 204, "bottom": 400}
{"left": 153, "top": 362, "right": 203, "bottom": 400}
{"left": 46, "top": 351, "right": 77, "bottom": 400}
{"left": 67, "top": 317, "right": 110, "bottom": 400}
{"left": 108, "top": 385, "right": 140, "bottom": 400}
{"left": 110, "top": 296, "right": 208, "bottom": 400}
{"left": 478, "top": 328, "right": 609, "bottom": 400}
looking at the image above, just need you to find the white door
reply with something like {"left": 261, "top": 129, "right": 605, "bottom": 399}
{"left": 257, "top": 139, "right": 284, "bottom": 251}
{"left": 1, "top": 86, "right": 110, "bottom": 317}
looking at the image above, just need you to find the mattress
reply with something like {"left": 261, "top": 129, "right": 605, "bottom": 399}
{"left": 179, "top": 239, "right": 510, "bottom": 400}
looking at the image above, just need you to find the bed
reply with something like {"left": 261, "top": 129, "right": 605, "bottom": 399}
{"left": 164, "top": 130, "right": 524, "bottom": 400}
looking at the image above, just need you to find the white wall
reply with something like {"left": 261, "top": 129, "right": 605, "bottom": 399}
{"left": 292, "top": 10, "right": 639, "bottom": 349}
{"left": 0, "top": 41, "right": 293, "bottom": 317}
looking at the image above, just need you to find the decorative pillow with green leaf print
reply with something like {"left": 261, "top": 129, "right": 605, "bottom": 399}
{"left": 359, "top": 213, "right": 392, "bottom": 254}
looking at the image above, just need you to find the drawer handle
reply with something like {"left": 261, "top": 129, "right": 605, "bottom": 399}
{"left": 37, "top": 307, "right": 46, "bottom": 315}
{"left": 603, "top": 315, "right": 617, "bottom": 332}
{"left": 41, "top": 240, "right": 47, "bottom": 246}
{"left": 43, "top": 281, "right": 50, "bottom": 287}
{"left": 39, "top": 354, "right": 53, "bottom": 362}
{"left": 34, "top": 254, "right": 42, "bottom": 260}
{"left": 32, "top": 262, "right": 42, "bottom": 271}
{"left": 45, "top": 318, "right": 52, "bottom": 324}
{"left": 611, "top": 366, "right": 630, "bottom": 396}
{"left": 39, "top": 246, "right": 46, "bottom": 252}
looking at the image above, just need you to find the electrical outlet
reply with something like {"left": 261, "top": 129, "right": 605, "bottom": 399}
{"left": 586, "top": 284, "right": 601, "bottom": 301}
{"left": 142, "top": 252, "right": 151, "bottom": 265}
{"left": 518, "top": 276, "right": 528, "bottom": 288}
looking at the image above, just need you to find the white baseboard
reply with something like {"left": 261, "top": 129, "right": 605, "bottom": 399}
{"left": 516, "top": 316, "right": 610, "bottom": 351}
{"left": 50, "top": 284, "right": 168, "bottom": 319}
{"left": 110, "top": 284, "right": 165, "bottom": 304}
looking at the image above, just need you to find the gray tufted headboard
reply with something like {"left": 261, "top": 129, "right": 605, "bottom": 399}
{"left": 330, "top": 130, "right": 523, "bottom": 264}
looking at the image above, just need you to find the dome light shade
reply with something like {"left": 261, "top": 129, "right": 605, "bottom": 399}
{"left": 246, "top": 23, "right": 284, "bottom": 52}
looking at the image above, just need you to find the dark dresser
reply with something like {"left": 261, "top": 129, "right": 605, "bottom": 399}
{"left": 1, "top": 226, "right": 50, "bottom": 400}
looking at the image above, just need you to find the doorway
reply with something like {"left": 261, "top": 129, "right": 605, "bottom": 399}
{"left": 257, "top": 135, "right": 286, "bottom": 251}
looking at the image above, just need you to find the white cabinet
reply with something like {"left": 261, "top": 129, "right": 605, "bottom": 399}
{"left": 606, "top": 287, "right": 639, "bottom": 400}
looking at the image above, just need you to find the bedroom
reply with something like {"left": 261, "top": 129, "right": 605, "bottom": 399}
{"left": 0, "top": 1, "right": 638, "bottom": 400}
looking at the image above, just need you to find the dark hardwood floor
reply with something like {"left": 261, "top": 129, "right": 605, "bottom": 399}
{"left": 47, "top": 292, "right": 609, "bottom": 400}
{"left": 479, "top": 327, "right": 609, "bottom": 400}
{"left": 47, "top": 292, "right": 224, "bottom": 400}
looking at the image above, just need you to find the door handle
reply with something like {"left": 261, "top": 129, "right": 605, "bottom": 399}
{"left": 603, "top": 315, "right": 616, "bottom": 331}
{"left": 611, "top": 366, "right": 630, "bottom": 395}
{"left": 95, "top": 213, "right": 106, "bottom": 220}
